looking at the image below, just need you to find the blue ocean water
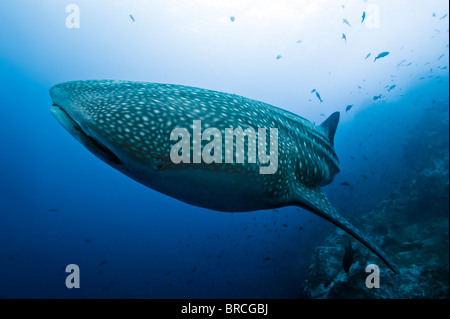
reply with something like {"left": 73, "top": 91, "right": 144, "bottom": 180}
{"left": 0, "top": 1, "right": 448, "bottom": 298}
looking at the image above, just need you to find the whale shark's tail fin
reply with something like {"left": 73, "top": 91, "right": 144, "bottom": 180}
{"left": 319, "top": 112, "right": 340, "bottom": 147}
{"left": 293, "top": 182, "right": 399, "bottom": 274}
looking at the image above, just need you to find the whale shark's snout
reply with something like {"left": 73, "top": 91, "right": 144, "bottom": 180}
{"left": 50, "top": 81, "right": 99, "bottom": 130}
{"left": 50, "top": 82, "right": 90, "bottom": 134}
{"left": 50, "top": 83, "right": 122, "bottom": 167}
{"left": 50, "top": 84, "right": 70, "bottom": 108}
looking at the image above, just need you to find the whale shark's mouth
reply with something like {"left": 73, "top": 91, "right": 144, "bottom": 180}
{"left": 50, "top": 104, "right": 121, "bottom": 166}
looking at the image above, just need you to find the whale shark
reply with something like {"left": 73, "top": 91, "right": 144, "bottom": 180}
{"left": 50, "top": 80, "right": 399, "bottom": 274}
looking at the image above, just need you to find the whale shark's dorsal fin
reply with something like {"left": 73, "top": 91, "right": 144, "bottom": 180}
{"left": 293, "top": 182, "right": 399, "bottom": 274}
{"left": 319, "top": 112, "right": 340, "bottom": 146}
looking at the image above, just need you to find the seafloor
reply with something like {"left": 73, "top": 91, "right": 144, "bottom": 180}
{"left": 303, "top": 101, "right": 449, "bottom": 299}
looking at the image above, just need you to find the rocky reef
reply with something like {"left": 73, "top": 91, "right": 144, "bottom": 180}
{"left": 303, "top": 102, "right": 449, "bottom": 299}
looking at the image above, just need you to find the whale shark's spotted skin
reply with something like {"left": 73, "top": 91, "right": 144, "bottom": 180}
{"left": 50, "top": 80, "right": 399, "bottom": 273}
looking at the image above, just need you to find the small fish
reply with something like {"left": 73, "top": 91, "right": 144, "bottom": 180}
{"left": 129, "top": 14, "right": 135, "bottom": 22}
{"left": 230, "top": 16, "right": 235, "bottom": 22}
{"left": 345, "top": 104, "right": 353, "bottom": 112}
{"left": 282, "top": 224, "right": 288, "bottom": 227}
{"left": 48, "top": 208, "right": 59, "bottom": 212}
{"left": 343, "top": 240, "right": 355, "bottom": 274}
{"left": 320, "top": 113, "right": 325, "bottom": 116}
{"left": 276, "top": 54, "right": 282, "bottom": 60}
{"left": 374, "top": 51, "right": 389, "bottom": 62}
{"left": 440, "top": 14, "right": 448, "bottom": 20}
{"left": 361, "top": 174, "right": 368, "bottom": 180}
{"left": 340, "top": 182, "right": 351, "bottom": 186}
{"left": 98, "top": 261, "right": 107, "bottom": 266}
{"left": 297, "top": 40, "right": 302, "bottom": 44}
{"left": 315, "top": 91, "right": 323, "bottom": 103}
{"left": 387, "top": 85, "right": 396, "bottom": 92}
{"left": 298, "top": 226, "right": 304, "bottom": 231}
{"left": 373, "top": 94, "right": 382, "bottom": 100}
{"left": 364, "top": 53, "right": 371, "bottom": 60}
{"left": 263, "top": 257, "right": 271, "bottom": 261}
{"left": 311, "top": 89, "right": 316, "bottom": 93}
{"left": 361, "top": 11, "right": 366, "bottom": 23}
{"left": 342, "top": 33, "right": 347, "bottom": 42}
{"left": 438, "top": 53, "right": 445, "bottom": 60}
{"left": 343, "top": 18, "right": 351, "bottom": 27}
{"left": 396, "top": 59, "right": 406, "bottom": 67}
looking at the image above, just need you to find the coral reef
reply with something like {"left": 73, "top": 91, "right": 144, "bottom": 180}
{"left": 303, "top": 102, "right": 449, "bottom": 298}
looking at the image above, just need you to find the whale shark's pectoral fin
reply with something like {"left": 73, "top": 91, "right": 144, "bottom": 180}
{"left": 293, "top": 183, "right": 399, "bottom": 274}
